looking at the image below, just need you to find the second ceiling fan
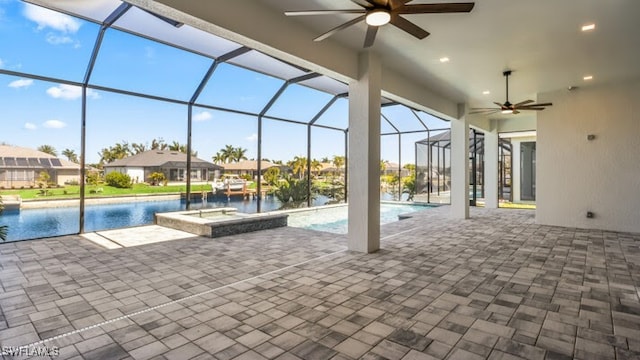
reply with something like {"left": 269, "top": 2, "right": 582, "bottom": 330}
{"left": 285, "top": 0, "right": 475, "bottom": 48}
{"left": 470, "top": 71, "right": 553, "bottom": 115}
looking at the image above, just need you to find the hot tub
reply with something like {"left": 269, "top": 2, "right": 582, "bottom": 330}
{"left": 155, "top": 207, "right": 288, "bottom": 238}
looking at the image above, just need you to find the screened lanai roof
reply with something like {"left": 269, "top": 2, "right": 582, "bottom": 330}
{"left": 417, "top": 130, "right": 512, "bottom": 153}
{"left": 15, "top": 0, "right": 450, "bottom": 133}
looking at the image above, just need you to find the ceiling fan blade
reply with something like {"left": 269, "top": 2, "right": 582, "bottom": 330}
{"left": 520, "top": 102, "right": 553, "bottom": 107}
{"left": 396, "top": 3, "right": 475, "bottom": 14}
{"left": 364, "top": 25, "right": 378, "bottom": 48}
{"left": 513, "top": 99, "right": 534, "bottom": 107}
{"left": 389, "top": 14, "right": 429, "bottom": 39}
{"left": 469, "top": 109, "right": 500, "bottom": 115}
{"left": 493, "top": 102, "right": 506, "bottom": 108}
{"left": 350, "top": 0, "right": 374, "bottom": 8}
{"left": 285, "top": 10, "right": 365, "bottom": 16}
{"left": 518, "top": 107, "right": 546, "bottom": 111}
{"left": 389, "top": 0, "right": 411, "bottom": 9}
{"left": 314, "top": 15, "right": 366, "bottom": 42}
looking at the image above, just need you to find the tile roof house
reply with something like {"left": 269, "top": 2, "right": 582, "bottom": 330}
{"left": 103, "top": 150, "right": 222, "bottom": 183}
{"left": 0, "top": 145, "right": 80, "bottom": 188}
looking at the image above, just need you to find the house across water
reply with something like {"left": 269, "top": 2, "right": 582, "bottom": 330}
{"left": 0, "top": 145, "right": 80, "bottom": 188}
{"left": 103, "top": 150, "right": 222, "bottom": 183}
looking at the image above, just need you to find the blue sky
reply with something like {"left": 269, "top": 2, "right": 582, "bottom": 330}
{"left": 0, "top": 0, "right": 445, "bottom": 165}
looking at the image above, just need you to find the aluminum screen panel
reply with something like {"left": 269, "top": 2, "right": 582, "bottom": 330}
{"left": 312, "top": 97, "right": 348, "bottom": 129}
{"left": 28, "top": 0, "right": 123, "bottom": 23}
{"left": 1, "top": 2, "right": 101, "bottom": 81}
{"left": 298, "top": 76, "right": 347, "bottom": 96}
{"left": 266, "top": 83, "right": 333, "bottom": 123}
{"left": 228, "top": 51, "right": 308, "bottom": 81}
{"left": 196, "top": 63, "right": 285, "bottom": 114}
{"left": 382, "top": 105, "right": 428, "bottom": 133}
{"left": 91, "top": 28, "right": 213, "bottom": 101}
{"left": 112, "top": 6, "right": 242, "bottom": 59}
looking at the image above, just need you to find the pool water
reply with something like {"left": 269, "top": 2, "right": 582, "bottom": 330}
{"left": 0, "top": 195, "right": 322, "bottom": 242}
{"left": 287, "top": 203, "right": 432, "bottom": 234}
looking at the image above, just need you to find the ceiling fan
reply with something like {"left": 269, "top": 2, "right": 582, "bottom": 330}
{"left": 470, "top": 71, "right": 552, "bottom": 115}
{"left": 285, "top": 0, "right": 475, "bottom": 48}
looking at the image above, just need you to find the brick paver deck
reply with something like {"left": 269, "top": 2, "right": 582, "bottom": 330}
{"left": 0, "top": 206, "right": 639, "bottom": 359}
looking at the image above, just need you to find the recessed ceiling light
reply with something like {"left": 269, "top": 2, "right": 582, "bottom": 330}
{"left": 581, "top": 23, "right": 595, "bottom": 31}
{"left": 482, "top": 90, "right": 490, "bottom": 95}
{"left": 439, "top": 57, "right": 450, "bottom": 63}
{"left": 583, "top": 75, "right": 593, "bottom": 81}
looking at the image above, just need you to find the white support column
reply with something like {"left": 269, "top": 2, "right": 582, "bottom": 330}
{"left": 450, "top": 105, "right": 469, "bottom": 219}
{"left": 484, "top": 122, "right": 499, "bottom": 208}
{"left": 348, "top": 52, "right": 381, "bottom": 253}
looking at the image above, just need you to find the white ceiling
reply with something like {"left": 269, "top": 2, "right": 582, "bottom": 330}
{"left": 262, "top": 0, "right": 640, "bottom": 107}
{"left": 150, "top": 0, "right": 640, "bottom": 120}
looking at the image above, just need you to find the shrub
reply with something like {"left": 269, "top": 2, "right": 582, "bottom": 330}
{"left": 105, "top": 172, "right": 132, "bottom": 188}
{"left": 263, "top": 167, "right": 280, "bottom": 186}
{"left": 86, "top": 172, "right": 102, "bottom": 186}
{"left": 148, "top": 172, "right": 166, "bottom": 186}
{"left": 273, "top": 176, "right": 315, "bottom": 209}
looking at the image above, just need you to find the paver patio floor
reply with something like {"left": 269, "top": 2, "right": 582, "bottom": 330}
{"left": 0, "top": 206, "right": 639, "bottom": 359}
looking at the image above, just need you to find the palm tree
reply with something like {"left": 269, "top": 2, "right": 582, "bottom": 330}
{"left": 169, "top": 141, "right": 182, "bottom": 151}
{"left": 380, "top": 160, "right": 388, "bottom": 174}
{"left": 150, "top": 138, "right": 166, "bottom": 150}
{"left": 37, "top": 144, "right": 57, "bottom": 156}
{"left": 220, "top": 145, "right": 235, "bottom": 163}
{"left": 310, "top": 159, "right": 322, "bottom": 176}
{"left": 98, "top": 142, "right": 131, "bottom": 164}
{"left": 212, "top": 152, "right": 225, "bottom": 164}
{"left": 290, "top": 156, "right": 308, "bottom": 179}
{"left": 61, "top": 148, "right": 79, "bottom": 163}
{"left": 131, "top": 143, "right": 147, "bottom": 154}
{"left": 332, "top": 155, "right": 345, "bottom": 170}
{"left": 231, "top": 147, "right": 248, "bottom": 162}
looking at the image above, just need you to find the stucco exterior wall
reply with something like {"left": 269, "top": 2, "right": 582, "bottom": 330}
{"left": 537, "top": 79, "right": 640, "bottom": 233}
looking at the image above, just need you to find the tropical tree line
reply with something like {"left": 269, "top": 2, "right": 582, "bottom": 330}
{"left": 212, "top": 145, "right": 248, "bottom": 164}
{"left": 36, "top": 139, "right": 195, "bottom": 167}
{"left": 97, "top": 139, "right": 195, "bottom": 165}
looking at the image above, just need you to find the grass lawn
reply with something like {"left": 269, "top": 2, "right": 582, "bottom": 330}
{"left": 0, "top": 183, "right": 212, "bottom": 200}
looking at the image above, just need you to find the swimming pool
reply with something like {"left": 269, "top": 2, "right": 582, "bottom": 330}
{"left": 0, "top": 195, "right": 320, "bottom": 242}
{"left": 286, "top": 203, "right": 433, "bottom": 234}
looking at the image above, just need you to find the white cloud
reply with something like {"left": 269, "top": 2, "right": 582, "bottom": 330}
{"left": 246, "top": 133, "right": 258, "bottom": 142}
{"left": 46, "top": 84, "right": 100, "bottom": 100}
{"left": 43, "top": 120, "right": 67, "bottom": 129}
{"left": 46, "top": 33, "right": 74, "bottom": 45}
{"left": 24, "top": 122, "right": 37, "bottom": 130}
{"left": 23, "top": 3, "right": 81, "bottom": 33}
{"left": 194, "top": 111, "right": 212, "bottom": 122}
{"left": 8, "top": 79, "right": 33, "bottom": 88}
{"left": 0, "top": 58, "right": 4, "bottom": 68}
